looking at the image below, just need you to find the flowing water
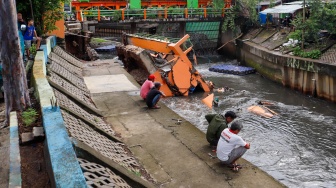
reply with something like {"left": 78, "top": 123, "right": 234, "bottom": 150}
{"left": 161, "top": 59, "right": 336, "bottom": 188}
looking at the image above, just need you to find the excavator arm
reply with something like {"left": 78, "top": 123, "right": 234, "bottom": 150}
{"left": 120, "top": 33, "right": 211, "bottom": 96}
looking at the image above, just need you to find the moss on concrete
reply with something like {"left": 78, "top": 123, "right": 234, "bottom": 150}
{"left": 245, "top": 57, "right": 282, "bottom": 83}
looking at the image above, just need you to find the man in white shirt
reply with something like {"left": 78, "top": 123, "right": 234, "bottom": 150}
{"left": 216, "top": 121, "right": 250, "bottom": 170}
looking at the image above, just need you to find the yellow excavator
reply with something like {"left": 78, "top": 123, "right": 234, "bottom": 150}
{"left": 117, "top": 33, "right": 211, "bottom": 97}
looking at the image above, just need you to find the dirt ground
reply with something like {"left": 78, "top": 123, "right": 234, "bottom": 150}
{"left": 0, "top": 101, "right": 9, "bottom": 187}
{"left": 19, "top": 95, "right": 50, "bottom": 188}
{"left": 0, "top": 97, "right": 50, "bottom": 188}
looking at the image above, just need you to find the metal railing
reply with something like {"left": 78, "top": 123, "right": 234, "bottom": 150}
{"left": 77, "top": 7, "right": 230, "bottom": 22}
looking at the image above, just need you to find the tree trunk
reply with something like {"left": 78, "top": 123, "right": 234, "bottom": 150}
{"left": 0, "top": 0, "right": 31, "bottom": 126}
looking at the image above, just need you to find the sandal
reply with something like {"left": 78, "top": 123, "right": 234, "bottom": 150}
{"left": 151, "top": 105, "right": 161, "bottom": 109}
{"left": 227, "top": 164, "right": 242, "bottom": 170}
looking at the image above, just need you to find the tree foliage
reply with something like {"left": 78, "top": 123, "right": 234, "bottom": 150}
{"left": 220, "top": 0, "right": 259, "bottom": 32}
{"left": 292, "top": 0, "right": 336, "bottom": 44}
{"left": 16, "top": 0, "right": 70, "bottom": 35}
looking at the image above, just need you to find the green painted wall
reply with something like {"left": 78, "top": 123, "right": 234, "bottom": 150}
{"left": 130, "top": 0, "right": 141, "bottom": 9}
{"left": 187, "top": 0, "right": 198, "bottom": 8}
{"left": 186, "top": 22, "right": 220, "bottom": 41}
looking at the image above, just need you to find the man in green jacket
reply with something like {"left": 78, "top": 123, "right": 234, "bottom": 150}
{"left": 205, "top": 111, "right": 237, "bottom": 147}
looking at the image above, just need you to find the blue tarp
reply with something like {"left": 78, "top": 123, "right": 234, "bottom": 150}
{"left": 95, "top": 45, "right": 116, "bottom": 52}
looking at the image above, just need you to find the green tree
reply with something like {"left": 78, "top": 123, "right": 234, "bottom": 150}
{"left": 292, "top": 0, "right": 336, "bottom": 45}
{"left": 0, "top": 0, "right": 31, "bottom": 126}
{"left": 16, "top": 0, "right": 70, "bottom": 35}
{"left": 221, "top": 0, "right": 258, "bottom": 32}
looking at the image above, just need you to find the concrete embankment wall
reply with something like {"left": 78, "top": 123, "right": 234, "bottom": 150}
{"left": 32, "top": 36, "right": 87, "bottom": 187}
{"left": 237, "top": 40, "right": 336, "bottom": 102}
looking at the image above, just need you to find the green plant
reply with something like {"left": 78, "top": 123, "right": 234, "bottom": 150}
{"left": 91, "top": 38, "right": 109, "bottom": 43}
{"left": 287, "top": 30, "right": 302, "bottom": 41}
{"left": 29, "top": 43, "right": 37, "bottom": 56}
{"left": 17, "top": 0, "right": 70, "bottom": 35}
{"left": 292, "top": 46, "right": 321, "bottom": 59}
{"left": 22, "top": 108, "right": 38, "bottom": 126}
{"left": 221, "top": 0, "right": 258, "bottom": 32}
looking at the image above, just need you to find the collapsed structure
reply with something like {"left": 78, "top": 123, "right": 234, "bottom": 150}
{"left": 117, "top": 33, "right": 211, "bottom": 97}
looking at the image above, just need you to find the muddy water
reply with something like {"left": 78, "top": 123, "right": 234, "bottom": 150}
{"left": 161, "top": 60, "right": 336, "bottom": 188}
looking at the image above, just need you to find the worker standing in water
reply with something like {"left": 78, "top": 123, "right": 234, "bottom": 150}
{"left": 205, "top": 111, "right": 237, "bottom": 148}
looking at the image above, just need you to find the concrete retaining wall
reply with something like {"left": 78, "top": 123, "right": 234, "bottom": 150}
{"left": 237, "top": 40, "right": 336, "bottom": 102}
{"left": 32, "top": 36, "right": 87, "bottom": 187}
{"left": 9, "top": 112, "right": 21, "bottom": 188}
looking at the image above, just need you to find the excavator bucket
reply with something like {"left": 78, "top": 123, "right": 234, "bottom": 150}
{"left": 202, "top": 93, "right": 214, "bottom": 109}
{"left": 117, "top": 33, "right": 212, "bottom": 97}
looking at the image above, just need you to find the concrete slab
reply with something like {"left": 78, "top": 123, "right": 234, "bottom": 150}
{"left": 9, "top": 112, "right": 21, "bottom": 188}
{"left": 84, "top": 61, "right": 286, "bottom": 188}
{"left": 33, "top": 127, "right": 45, "bottom": 138}
{"left": 84, "top": 74, "right": 138, "bottom": 93}
{"left": 20, "top": 133, "right": 34, "bottom": 144}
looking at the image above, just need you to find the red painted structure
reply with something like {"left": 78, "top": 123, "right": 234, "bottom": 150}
{"left": 72, "top": 0, "right": 232, "bottom": 21}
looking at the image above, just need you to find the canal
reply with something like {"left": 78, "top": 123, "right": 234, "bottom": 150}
{"left": 161, "top": 58, "right": 336, "bottom": 188}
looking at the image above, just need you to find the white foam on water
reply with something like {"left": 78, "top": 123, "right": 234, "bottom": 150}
{"left": 162, "top": 62, "right": 336, "bottom": 188}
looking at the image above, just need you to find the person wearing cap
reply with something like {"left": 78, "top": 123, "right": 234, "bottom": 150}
{"left": 217, "top": 121, "right": 250, "bottom": 171}
{"left": 140, "top": 74, "right": 155, "bottom": 100}
{"left": 146, "top": 82, "right": 166, "bottom": 109}
{"left": 205, "top": 111, "right": 237, "bottom": 147}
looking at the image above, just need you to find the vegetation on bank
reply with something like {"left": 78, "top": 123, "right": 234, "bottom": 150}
{"left": 16, "top": 0, "right": 70, "bottom": 35}
{"left": 220, "top": 0, "right": 336, "bottom": 59}
{"left": 290, "top": 0, "right": 336, "bottom": 58}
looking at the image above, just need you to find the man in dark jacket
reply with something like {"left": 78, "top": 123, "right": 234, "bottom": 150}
{"left": 205, "top": 111, "right": 236, "bottom": 147}
{"left": 146, "top": 82, "right": 166, "bottom": 109}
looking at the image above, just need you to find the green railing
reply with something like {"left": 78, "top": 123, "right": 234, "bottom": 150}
{"left": 78, "top": 8, "right": 228, "bottom": 21}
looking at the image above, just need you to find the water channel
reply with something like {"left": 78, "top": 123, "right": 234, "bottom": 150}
{"left": 161, "top": 58, "right": 336, "bottom": 188}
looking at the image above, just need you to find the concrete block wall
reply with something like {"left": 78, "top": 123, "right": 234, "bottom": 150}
{"left": 237, "top": 40, "right": 336, "bottom": 102}
{"left": 9, "top": 112, "right": 21, "bottom": 188}
{"left": 32, "top": 36, "right": 87, "bottom": 187}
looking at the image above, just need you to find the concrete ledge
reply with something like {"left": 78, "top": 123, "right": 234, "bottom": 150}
{"left": 33, "top": 78, "right": 55, "bottom": 110}
{"left": 34, "top": 52, "right": 46, "bottom": 76}
{"left": 42, "top": 107, "right": 86, "bottom": 187}
{"left": 238, "top": 40, "right": 336, "bottom": 102}
{"left": 32, "top": 36, "right": 87, "bottom": 187}
{"left": 9, "top": 112, "right": 21, "bottom": 188}
{"left": 40, "top": 45, "right": 48, "bottom": 64}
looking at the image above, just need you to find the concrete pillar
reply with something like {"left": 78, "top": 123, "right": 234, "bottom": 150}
{"left": 312, "top": 78, "right": 317, "bottom": 97}
{"left": 302, "top": 71, "right": 314, "bottom": 95}
{"left": 179, "top": 22, "right": 186, "bottom": 38}
{"left": 316, "top": 74, "right": 330, "bottom": 100}
{"left": 130, "top": 22, "right": 137, "bottom": 34}
{"left": 330, "top": 77, "right": 336, "bottom": 102}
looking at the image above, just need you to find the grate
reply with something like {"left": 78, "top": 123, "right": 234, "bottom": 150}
{"left": 49, "top": 73, "right": 90, "bottom": 96}
{"left": 49, "top": 61, "right": 88, "bottom": 92}
{"left": 49, "top": 52, "right": 83, "bottom": 76}
{"left": 62, "top": 111, "right": 139, "bottom": 171}
{"left": 53, "top": 85, "right": 115, "bottom": 136}
{"left": 53, "top": 46, "right": 84, "bottom": 68}
{"left": 78, "top": 158, "right": 131, "bottom": 188}
{"left": 52, "top": 81, "right": 98, "bottom": 111}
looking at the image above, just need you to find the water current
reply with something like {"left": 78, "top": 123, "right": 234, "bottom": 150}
{"left": 161, "top": 59, "right": 336, "bottom": 188}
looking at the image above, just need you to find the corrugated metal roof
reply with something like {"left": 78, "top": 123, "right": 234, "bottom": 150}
{"left": 259, "top": 0, "right": 282, "bottom": 6}
{"left": 260, "top": 4, "right": 303, "bottom": 14}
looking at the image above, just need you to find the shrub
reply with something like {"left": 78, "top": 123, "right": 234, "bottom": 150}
{"left": 29, "top": 44, "right": 37, "bottom": 56}
{"left": 293, "top": 47, "right": 321, "bottom": 59}
{"left": 288, "top": 30, "right": 302, "bottom": 41}
{"left": 22, "top": 108, "right": 38, "bottom": 126}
